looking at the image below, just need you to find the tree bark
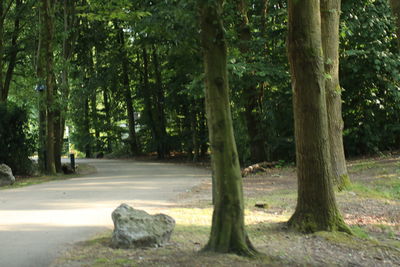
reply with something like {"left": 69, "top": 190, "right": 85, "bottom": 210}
{"left": 287, "top": 0, "right": 350, "bottom": 233}
{"left": 199, "top": 0, "right": 257, "bottom": 256}
{"left": 390, "top": 0, "right": 400, "bottom": 49}
{"left": 40, "top": 0, "right": 56, "bottom": 174}
{"left": 321, "top": 0, "right": 350, "bottom": 190}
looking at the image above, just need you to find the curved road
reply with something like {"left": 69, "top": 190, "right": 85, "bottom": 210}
{"left": 0, "top": 159, "right": 209, "bottom": 267}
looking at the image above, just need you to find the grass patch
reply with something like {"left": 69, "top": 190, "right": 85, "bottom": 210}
{"left": 348, "top": 177, "right": 400, "bottom": 200}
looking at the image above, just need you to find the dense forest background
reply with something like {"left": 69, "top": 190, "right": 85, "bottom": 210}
{"left": 0, "top": 0, "right": 399, "bottom": 174}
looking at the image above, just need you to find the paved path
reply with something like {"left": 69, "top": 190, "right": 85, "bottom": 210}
{"left": 0, "top": 159, "right": 209, "bottom": 267}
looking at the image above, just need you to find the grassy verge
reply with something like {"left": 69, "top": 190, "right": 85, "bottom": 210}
{"left": 1, "top": 163, "right": 96, "bottom": 190}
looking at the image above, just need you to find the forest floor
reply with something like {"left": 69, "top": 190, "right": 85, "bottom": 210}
{"left": 55, "top": 154, "right": 400, "bottom": 267}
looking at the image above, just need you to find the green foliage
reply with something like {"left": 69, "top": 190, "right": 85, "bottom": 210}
{"left": 340, "top": 0, "right": 400, "bottom": 155}
{"left": 0, "top": 102, "right": 35, "bottom": 175}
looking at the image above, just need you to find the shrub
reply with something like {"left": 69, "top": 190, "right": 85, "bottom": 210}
{"left": 0, "top": 102, "right": 35, "bottom": 175}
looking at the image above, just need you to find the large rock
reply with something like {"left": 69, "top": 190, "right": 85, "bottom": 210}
{"left": 111, "top": 203, "right": 175, "bottom": 249}
{"left": 0, "top": 164, "right": 15, "bottom": 186}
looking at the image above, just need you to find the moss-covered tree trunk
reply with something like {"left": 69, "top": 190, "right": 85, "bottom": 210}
{"left": 287, "top": 0, "right": 350, "bottom": 233}
{"left": 390, "top": 0, "right": 400, "bottom": 49}
{"left": 199, "top": 0, "right": 256, "bottom": 256}
{"left": 321, "top": 0, "right": 350, "bottom": 190}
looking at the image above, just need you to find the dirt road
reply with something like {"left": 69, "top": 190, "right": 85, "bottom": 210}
{"left": 0, "top": 159, "right": 209, "bottom": 267}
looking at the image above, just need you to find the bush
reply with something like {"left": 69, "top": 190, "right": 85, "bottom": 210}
{"left": 0, "top": 102, "right": 35, "bottom": 175}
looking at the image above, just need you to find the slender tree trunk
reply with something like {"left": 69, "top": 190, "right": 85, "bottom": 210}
{"left": 390, "top": 0, "right": 400, "bottom": 49}
{"left": 235, "top": 0, "right": 266, "bottom": 164}
{"left": 103, "top": 87, "right": 112, "bottom": 153}
{"left": 287, "top": 0, "right": 350, "bottom": 233}
{"left": 152, "top": 46, "right": 168, "bottom": 159}
{"left": 142, "top": 46, "right": 158, "bottom": 152}
{"left": 41, "top": 0, "right": 56, "bottom": 174}
{"left": 2, "top": 0, "right": 22, "bottom": 103}
{"left": 116, "top": 26, "right": 138, "bottom": 156}
{"left": 321, "top": 0, "right": 350, "bottom": 190}
{"left": 199, "top": 0, "right": 257, "bottom": 256}
{"left": 84, "top": 97, "right": 91, "bottom": 158}
{"left": 0, "top": 1, "right": 4, "bottom": 102}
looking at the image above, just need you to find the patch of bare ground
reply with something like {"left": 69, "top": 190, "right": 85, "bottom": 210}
{"left": 54, "top": 155, "right": 400, "bottom": 267}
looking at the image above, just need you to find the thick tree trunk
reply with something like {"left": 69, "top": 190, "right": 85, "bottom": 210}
{"left": 390, "top": 0, "right": 400, "bottom": 49}
{"left": 199, "top": 0, "right": 256, "bottom": 256}
{"left": 235, "top": 0, "right": 266, "bottom": 164}
{"left": 287, "top": 0, "right": 350, "bottom": 233}
{"left": 321, "top": 0, "right": 350, "bottom": 190}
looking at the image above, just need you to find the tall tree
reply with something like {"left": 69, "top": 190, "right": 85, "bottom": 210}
{"left": 321, "top": 0, "right": 350, "bottom": 190}
{"left": 36, "top": 0, "right": 56, "bottom": 174}
{"left": 199, "top": 0, "right": 256, "bottom": 256}
{"left": 116, "top": 24, "right": 139, "bottom": 156}
{"left": 287, "top": 0, "right": 350, "bottom": 233}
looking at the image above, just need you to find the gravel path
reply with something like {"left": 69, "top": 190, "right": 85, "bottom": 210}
{"left": 0, "top": 159, "right": 209, "bottom": 267}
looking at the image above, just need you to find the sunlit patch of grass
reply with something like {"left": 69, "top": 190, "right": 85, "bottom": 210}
{"left": 348, "top": 176, "right": 400, "bottom": 200}
{"left": 350, "top": 225, "right": 371, "bottom": 239}
{"left": 348, "top": 160, "right": 377, "bottom": 172}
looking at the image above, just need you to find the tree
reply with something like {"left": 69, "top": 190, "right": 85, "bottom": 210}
{"left": 37, "top": 0, "right": 56, "bottom": 174}
{"left": 287, "top": 0, "right": 350, "bottom": 233}
{"left": 199, "top": 0, "right": 256, "bottom": 256}
{"left": 321, "top": 0, "right": 350, "bottom": 190}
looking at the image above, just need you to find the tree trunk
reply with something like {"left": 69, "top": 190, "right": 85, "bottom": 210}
{"left": 321, "top": 0, "right": 350, "bottom": 190}
{"left": 390, "top": 0, "right": 400, "bottom": 49}
{"left": 41, "top": 0, "right": 56, "bottom": 174}
{"left": 235, "top": 0, "right": 266, "bottom": 164}
{"left": 116, "top": 26, "right": 139, "bottom": 156}
{"left": 103, "top": 87, "right": 112, "bottom": 153}
{"left": 152, "top": 46, "right": 168, "bottom": 159}
{"left": 2, "top": 0, "right": 22, "bottom": 103}
{"left": 0, "top": 1, "right": 4, "bottom": 102}
{"left": 287, "top": 0, "right": 350, "bottom": 233}
{"left": 142, "top": 46, "right": 158, "bottom": 153}
{"left": 199, "top": 0, "right": 257, "bottom": 256}
{"left": 84, "top": 97, "right": 91, "bottom": 158}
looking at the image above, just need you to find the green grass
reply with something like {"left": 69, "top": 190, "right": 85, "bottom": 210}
{"left": 348, "top": 177, "right": 400, "bottom": 200}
